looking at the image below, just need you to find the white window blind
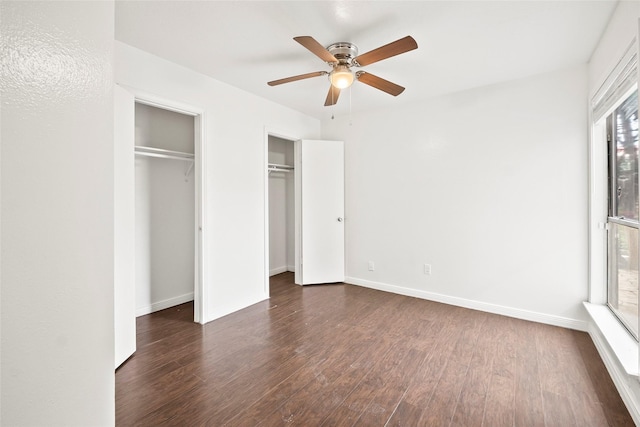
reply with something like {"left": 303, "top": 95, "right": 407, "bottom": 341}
{"left": 592, "top": 39, "right": 638, "bottom": 122}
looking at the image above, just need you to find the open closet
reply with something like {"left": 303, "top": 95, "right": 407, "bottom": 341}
{"left": 268, "top": 136, "right": 295, "bottom": 276}
{"left": 134, "top": 102, "right": 195, "bottom": 316}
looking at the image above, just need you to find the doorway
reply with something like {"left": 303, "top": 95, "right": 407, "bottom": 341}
{"left": 264, "top": 131, "right": 346, "bottom": 291}
{"left": 267, "top": 134, "right": 296, "bottom": 291}
{"left": 115, "top": 87, "right": 206, "bottom": 368}
{"left": 134, "top": 102, "right": 197, "bottom": 317}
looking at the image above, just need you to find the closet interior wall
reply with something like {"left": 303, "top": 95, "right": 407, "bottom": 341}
{"left": 135, "top": 103, "right": 195, "bottom": 316}
{"left": 268, "top": 136, "right": 295, "bottom": 275}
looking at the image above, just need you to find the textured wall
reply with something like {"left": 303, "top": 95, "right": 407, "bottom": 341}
{"left": 1, "top": 1, "right": 115, "bottom": 425}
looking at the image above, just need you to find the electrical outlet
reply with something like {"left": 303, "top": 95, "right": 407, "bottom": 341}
{"left": 368, "top": 261, "right": 375, "bottom": 271}
{"left": 424, "top": 264, "right": 431, "bottom": 275}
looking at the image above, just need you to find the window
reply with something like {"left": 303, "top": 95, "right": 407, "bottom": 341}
{"left": 589, "top": 39, "right": 639, "bottom": 378}
{"left": 606, "top": 89, "right": 639, "bottom": 339}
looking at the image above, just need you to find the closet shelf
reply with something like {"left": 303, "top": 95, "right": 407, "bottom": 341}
{"left": 135, "top": 145, "right": 194, "bottom": 161}
{"left": 268, "top": 163, "right": 294, "bottom": 173}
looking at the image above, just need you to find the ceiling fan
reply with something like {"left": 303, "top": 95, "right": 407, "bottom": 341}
{"left": 267, "top": 35, "right": 418, "bottom": 106}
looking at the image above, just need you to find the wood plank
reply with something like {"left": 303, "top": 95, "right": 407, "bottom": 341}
{"left": 386, "top": 306, "right": 478, "bottom": 425}
{"left": 481, "top": 316, "right": 517, "bottom": 426}
{"left": 116, "top": 365, "right": 204, "bottom": 426}
{"left": 416, "top": 313, "right": 489, "bottom": 426}
{"left": 351, "top": 346, "right": 427, "bottom": 426}
{"left": 257, "top": 334, "right": 386, "bottom": 426}
{"left": 224, "top": 349, "right": 338, "bottom": 426}
{"left": 133, "top": 343, "right": 311, "bottom": 425}
{"left": 449, "top": 314, "right": 504, "bottom": 427}
{"left": 513, "top": 319, "right": 545, "bottom": 426}
{"left": 542, "top": 390, "right": 577, "bottom": 427}
{"left": 322, "top": 344, "right": 426, "bottom": 426}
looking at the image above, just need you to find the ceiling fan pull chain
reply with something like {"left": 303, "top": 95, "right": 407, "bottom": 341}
{"left": 349, "top": 86, "right": 353, "bottom": 126}
{"left": 331, "top": 89, "right": 336, "bottom": 120}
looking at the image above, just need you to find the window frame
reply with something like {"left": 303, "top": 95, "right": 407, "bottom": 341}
{"left": 589, "top": 38, "right": 639, "bottom": 347}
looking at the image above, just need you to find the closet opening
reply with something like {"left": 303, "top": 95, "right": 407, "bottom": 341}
{"left": 266, "top": 133, "right": 297, "bottom": 293}
{"left": 134, "top": 101, "right": 202, "bottom": 321}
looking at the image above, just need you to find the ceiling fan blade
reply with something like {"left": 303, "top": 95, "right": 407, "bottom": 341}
{"left": 354, "top": 36, "right": 417, "bottom": 67}
{"left": 294, "top": 36, "right": 338, "bottom": 64}
{"left": 356, "top": 72, "right": 405, "bottom": 96}
{"left": 324, "top": 85, "right": 341, "bottom": 106}
{"left": 267, "top": 71, "right": 327, "bottom": 86}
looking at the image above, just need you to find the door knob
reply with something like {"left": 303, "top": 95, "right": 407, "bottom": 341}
{"left": 337, "top": 217, "right": 343, "bottom": 222}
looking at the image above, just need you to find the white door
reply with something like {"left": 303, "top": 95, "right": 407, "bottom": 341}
{"left": 114, "top": 85, "right": 136, "bottom": 368}
{"left": 295, "top": 139, "right": 345, "bottom": 285}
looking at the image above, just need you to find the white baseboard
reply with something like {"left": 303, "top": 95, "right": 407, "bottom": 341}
{"left": 136, "top": 292, "right": 194, "bottom": 317}
{"left": 270, "top": 266, "right": 288, "bottom": 276}
{"left": 270, "top": 265, "right": 296, "bottom": 276}
{"left": 345, "top": 276, "right": 588, "bottom": 332}
{"left": 204, "top": 294, "right": 269, "bottom": 324}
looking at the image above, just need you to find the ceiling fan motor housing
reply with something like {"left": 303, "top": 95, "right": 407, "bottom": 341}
{"left": 327, "top": 42, "right": 359, "bottom": 65}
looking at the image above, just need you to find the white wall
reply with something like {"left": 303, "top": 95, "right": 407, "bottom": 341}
{"left": 323, "top": 64, "right": 589, "bottom": 330}
{"left": 268, "top": 136, "right": 295, "bottom": 275}
{"left": 586, "top": 1, "right": 640, "bottom": 422}
{"left": 1, "top": 1, "right": 115, "bottom": 425}
{"left": 116, "top": 42, "right": 320, "bottom": 321}
{"left": 135, "top": 103, "right": 195, "bottom": 315}
{"left": 135, "top": 103, "right": 194, "bottom": 153}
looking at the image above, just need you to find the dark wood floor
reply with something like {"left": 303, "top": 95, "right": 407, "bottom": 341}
{"left": 116, "top": 272, "right": 633, "bottom": 426}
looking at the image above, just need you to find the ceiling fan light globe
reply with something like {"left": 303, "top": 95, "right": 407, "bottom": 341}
{"left": 330, "top": 68, "right": 354, "bottom": 89}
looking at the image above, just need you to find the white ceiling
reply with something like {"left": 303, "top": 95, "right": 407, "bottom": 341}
{"left": 115, "top": 1, "right": 617, "bottom": 120}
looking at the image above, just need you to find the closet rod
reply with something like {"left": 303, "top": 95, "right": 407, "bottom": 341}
{"left": 135, "top": 145, "right": 194, "bottom": 161}
{"left": 268, "top": 163, "right": 294, "bottom": 173}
